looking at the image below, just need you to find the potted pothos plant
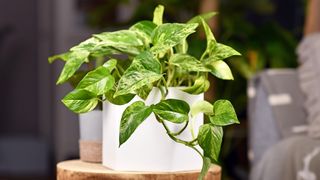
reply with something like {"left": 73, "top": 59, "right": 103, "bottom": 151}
{"left": 49, "top": 5, "right": 240, "bottom": 179}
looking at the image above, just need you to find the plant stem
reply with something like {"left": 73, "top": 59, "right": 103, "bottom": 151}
{"left": 171, "top": 120, "right": 189, "bottom": 136}
{"left": 114, "top": 67, "right": 122, "bottom": 79}
{"left": 160, "top": 120, "right": 199, "bottom": 147}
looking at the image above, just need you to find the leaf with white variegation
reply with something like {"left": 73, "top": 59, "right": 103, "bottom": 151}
{"left": 151, "top": 23, "right": 198, "bottom": 54}
{"left": 119, "top": 101, "right": 152, "bottom": 145}
{"left": 198, "top": 124, "right": 223, "bottom": 162}
{"left": 205, "top": 43, "right": 241, "bottom": 62}
{"left": 114, "top": 51, "right": 162, "bottom": 97}
{"left": 94, "top": 30, "right": 145, "bottom": 55}
{"left": 115, "top": 70, "right": 162, "bottom": 97}
{"left": 56, "top": 50, "right": 90, "bottom": 84}
{"left": 153, "top": 99, "right": 190, "bottom": 123}
{"left": 130, "top": 21, "right": 157, "bottom": 45}
{"left": 62, "top": 89, "right": 99, "bottom": 113}
{"left": 205, "top": 60, "right": 233, "bottom": 80}
{"left": 209, "top": 100, "right": 239, "bottom": 126}
{"left": 170, "top": 54, "right": 209, "bottom": 72}
{"left": 76, "top": 66, "right": 115, "bottom": 95}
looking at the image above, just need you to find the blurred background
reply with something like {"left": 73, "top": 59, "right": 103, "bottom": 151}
{"left": 0, "top": 0, "right": 306, "bottom": 179}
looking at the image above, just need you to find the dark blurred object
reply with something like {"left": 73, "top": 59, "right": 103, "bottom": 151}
{"left": 76, "top": 0, "right": 200, "bottom": 29}
{"left": 0, "top": 137, "right": 50, "bottom": 179}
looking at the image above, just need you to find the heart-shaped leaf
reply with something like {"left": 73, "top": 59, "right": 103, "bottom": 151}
{"left": 56, "top": 50, "right": 90, "bottom": 84}
{"left": 76, "top": 66, "right": 115, "bottom": 95}
{"left": 170, "top": 54, "right": 210, "bottom": 72}
{"left": 209, "top": 100, "right": 239, "bottom": 126}
{"left": 115, "top": 51, "right": 162, "bottom": 97}
{"left": 198, "top": 124, "right": 223, "bottom": 161}
{"left": 205, "top": 43, "right": 241, "bottom": 62}
{"left": 206, "top": 60, "right": 234, "bottom": 80}
{"left": 94, "top": 30, "right": 145, "bottom": 55}
{"left": 153, "top": 99, "right": 190, "bottom": 123}
{"left": 151, "top": 23, "right": 198, "bottom": 54}
{"left": 62, "top": 89, "right": 99, "bottom": 113}
{"left": 119, "top": 101, "right": 152, "bottom": 146}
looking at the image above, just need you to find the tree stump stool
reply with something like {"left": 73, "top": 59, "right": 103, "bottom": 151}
{"left": 57, "top": 160, "right": 221, "bottom": 180}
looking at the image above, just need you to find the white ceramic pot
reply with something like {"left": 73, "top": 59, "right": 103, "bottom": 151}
{"left": 79, "top": 110, "right": 102, "bottom": 163}
{"left": 102, "top": 87, "right": 203, "bottom": 171}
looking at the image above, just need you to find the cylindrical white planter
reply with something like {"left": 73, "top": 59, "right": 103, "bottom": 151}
{"left": 103, "top": 87, "right": 203, "bottom": 171}
{"left": 79, "top": 110, "right": 102, "bottom": 163}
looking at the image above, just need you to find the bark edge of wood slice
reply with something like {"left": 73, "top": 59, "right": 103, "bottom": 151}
{"left": 57, "top": 160, "right": 221, "bottom": 180}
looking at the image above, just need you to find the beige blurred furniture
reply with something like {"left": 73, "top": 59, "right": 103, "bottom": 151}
{"left": 57, "top": 160, "right": 221, "bottom": 180}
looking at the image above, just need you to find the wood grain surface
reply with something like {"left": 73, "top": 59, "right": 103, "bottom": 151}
{"left": 57, "top": 160, "right": 221, "bottom": 180}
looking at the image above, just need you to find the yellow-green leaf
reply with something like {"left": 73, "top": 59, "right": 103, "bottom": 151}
{"left": 198, "top": 124, "right": 223, "bottom": 161}
{"left": 119, "top": 101, "right": 152, "bottom": 145}
{"left": 62, "top": 89, "right": 98, "bottom": 113}
{"left": 210, "top": 100, "right": 239, "bottom": 126}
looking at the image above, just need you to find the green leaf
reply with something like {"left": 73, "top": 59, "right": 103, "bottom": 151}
{"left": 206, "top": 60, "right": 234, "bottom": 80}
{"left": 115, "top": 70, "right": 162, "bottom": 97}
{"left": 94, "top": 30, "right": 145, "bottom": 55}
{"left": 62, "top": 89, "right": 99, "bottom": 113}
{"left": 201, "top": 17, "right": 216, "bottom": 44}
{"left": 199, "top": 17, "right": 217, "bottom": 61}
{"left": 48, "top": 52, "right": 71, "bottom": 63}
{"left": 105, "top": 89, "right": 135, "bottom": 105}
{"left": 210, "top": 100, "right": 239, "bottom": 126}
{"left": 135, "top": 84, "right": 153, "bottom": 100}
{"left": 205, "top": 43, "right": 241, "bottom": 62}
{"left": 170, "top": 54, "right": 209, "bottom": 72}
{"left": 182, "top": 75, "right": 210, "bottom": 94}
{"left": 153, "top": 5, "right": 164, "bottom": 26}
{"left": 90, "top": 45, "right": 121, "bottom": 58}
{"left": 191, "top": 100, "right": 213, "bottom": 117}
{"left": 70, "top": 37, "right": 100, "bottom": 52}
{"left": 187, "top": 12, "right": 217, "bottom": 24}
{"left": 119, "top": 101, "right": 152, "bottom": 145}
{"left": 57, "top": 50, "right": 90, "bottom": 84}
{"left": 103, "top": 59, "right": 117, "bottom": 72}
{"left": 198, "top": 124, "right": 223, "bottom": 161}
{"left": 115, "top": 51, "right": 162, "bottom": 97}
{"left": 130, "top": 21, "right": 157, "bottom": 45}
{"left": 131, "top": 51, "right": 161, "bottom": 73}
{"left": 198, "top": 157, "right": 212, "bottom": 180}
{"left": 76, "top": 66, "right": 115, "bottom": 95}
{"left": 153, "top": 99, "right": 190, "bottom": 123}
{"left": 151, "top": 23, "right": 198, "bottom": 54}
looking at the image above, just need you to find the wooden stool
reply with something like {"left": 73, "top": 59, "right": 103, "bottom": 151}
{"left": 57, "top": 160, "right": 221, "bottom": 180}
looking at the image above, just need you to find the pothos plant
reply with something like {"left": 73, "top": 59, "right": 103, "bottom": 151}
{"left": 49, "top": 5, "right": 240, "bottom": 179}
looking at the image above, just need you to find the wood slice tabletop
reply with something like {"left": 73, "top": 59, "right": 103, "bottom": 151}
{"left": 57, "top": 160, "right": 221, "bottom": 180}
